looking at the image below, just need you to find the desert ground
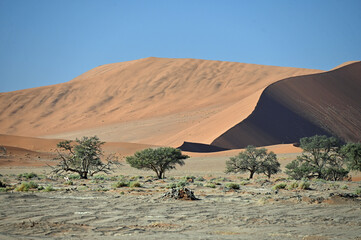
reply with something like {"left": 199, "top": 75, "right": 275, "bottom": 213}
{"left": 1, "top": 136, "right": 361, "bottom": 240}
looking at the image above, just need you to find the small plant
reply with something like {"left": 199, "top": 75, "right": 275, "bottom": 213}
{"left": 226, "top": 183, "right": 240, "bottom": 190}
{"left": 0, "top": 187, "right": 7, "bottom": 192}
{"left": 65, "top": 180, "right": 74, "bottom": 185}
{"left": 355, "top": 188, "right": 361, "bottom": 195}
{"left": 92, "top": 174, "right": 110, "bottom": 180}
{"left": 205, "top": 183, "right": 216, "bottom": 188}
{"left": 44, "top": 184, "right": 55, "bottom": 192}
{"left": 272, "top": 183, "right": 287, "bottom": 190}
{"left": 112, "top": 181, "right": 129, "bottom": 188}
{"left": 341, "top": 185, "right": 348, "bottom": 190}
{"left": 183, "top": 176, "right": 196, "bottom": 182}
{"left": 298, "top": 181, "right": 310, "bottom": 190}
{"left": 69, "top": 174, "right": 81, "bottom": 180}
{"left": 330, "top": 183, "right": 340, "bottom": 189}
{"left": 287, "top": 182, "right": 299, "bottom": 190}
{"left": 240, "top": 180, "right": 250, "bottom": 186}
{"left": 167, "top": 183, "right": 177, "bottom": 189}
{"left": 18, "top": 172, "right": 38, "bottom": 179}
{"left": 129, "top": 181, "right": 141, "bottom": 188}
{"left": 195, "top": 176, "right": 205, "bottom": 181}
{"left": 176, "top": 180, "right": 187, "bottom": 188}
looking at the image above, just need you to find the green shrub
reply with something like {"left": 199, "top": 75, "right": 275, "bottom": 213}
{"left": 92, "top": 174, "right": 109, "bottom": 180}
{"left": 65, "top": 180, "right": 74, "bottom": 185}
{"left": 44, "top": 184, "right": 55, "bottom": 192}
{"left": 18, "top": 172, "right": 38, "bottom": 179}
{"left": 69, "top": 174, "right": 81, "bottom": 180}
{"left": 16, "top": 182, "right": 38, "bottom": 192}
{"left": 205, "top": 183, "right": 216, "bottom": 188}
{"left": 341, "top": 185, "right": 348, "bottom": 190}
{"left": 176, "top": 180, "right": 187, "bottom": 188}
{"left": 240, "top": 180, "right": 250, "bottom": 185}
{"left": 298, "top": 181, "right": 310, "bottom": 190}
{"left": 112, "top": 181, "right": 129, "bottom": 188}
{"left": 272, "top": 183, "right": 287, "bottom": 190}
{"left": 129, "top": 181, "right": 141, "bottom": 188}
{"left": 287, "top": 182, "right": 299, "bottom": 190}
{"left": 167, "top": 183, "right": 177, "bottom": 189}
{"left": 183, "top": 176, "right": 196, "bottom": 181}
{"left": 0, "top": 187, "right": 7, "bottom": 192}
{"left": 355, "top": 188, "right": 361, "bottom": 195}
{"left": 195, "top": 176, "right": 205, "bottom": 181}
{"left": 226, "top": 183, "right": 240, "bottom": 190}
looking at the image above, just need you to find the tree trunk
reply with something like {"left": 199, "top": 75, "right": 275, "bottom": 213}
{"left": 80, "top": 172, "right": 88, "bottom": 179}
{"left": 249, "top": 171, "right": 255, "bottom": 179}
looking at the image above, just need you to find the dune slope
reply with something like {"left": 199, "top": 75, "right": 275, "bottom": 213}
{"left": 212, "top": 62, "right": 361, "bottom": 149}
{"left": 0, "top": 57, "right": 320, "bottom": 146}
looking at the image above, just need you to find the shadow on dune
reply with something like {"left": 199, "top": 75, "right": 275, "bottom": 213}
{"left": 211, "top": 62, "right": 361, "bottom": 149}
{"left": 178, "top": 141, "right": 229, "bottom": 153}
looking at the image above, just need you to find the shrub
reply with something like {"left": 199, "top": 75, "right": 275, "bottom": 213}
{"left": 195, "top": 176, "right": 205, "bottom": 181}
{"left": 298, "top": 181, "right": 310, "bottom": 190}
{"left": 355, "top": 188, "right": 361, "bottom": 195}
{"left": 18, "top": 172, "right": 38, "bottom": 179}
{"left": 68, "top": 174, "right": 81, "bottom": 180}
{"left": 112, "top": 181, "right": 129, "bottom": 188}
{"left": 167, "top": 183, "right": 177, "bottom": 189}
{"left": 240, "top": 180, "right": 250, "bottom": 185}
{"left": 226, "top": 183, "right": 240, "bottom": 190}
{"left": 65, "top": 180, "right": 74, "bottom": 185}
{"left": 287, "top": 182, "right": 299, "bottom": 190}
{"left": 341, "top": 185, "right": 348, "bottom": 190}
{"left": 176, "top": 180, "right": 187, "bottom": 188}
{"left": 205, "top": 183, "right": 216, "bottom": 188}
{"left": 272, "top": 183, "right": 287, "bottom": 190}
{"left": 44, "top": 184, "right": 55, "bottom": 192}
{"left": 129, "top": 181, "right": 141, "bottom": 188}
{"left": 92, "top": 174, "right": 110, "bottom": 180}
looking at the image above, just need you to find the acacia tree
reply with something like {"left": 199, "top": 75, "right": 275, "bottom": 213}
{"left": 285, "top": 135, "right": 348, "bottom": 180}
{"left": 341, "top": 142, "right": 361, "bottom": 172}
{"left": 260, "top": 152, "right": 281, "bottom": 179}
{"left": 225, "top": 145, "right": 280, "bottom": 179}
{"left": 126, "top": 147, "right": 189, "bottom": 179}
{"left": 52, "top": 136, "right": 118, "bottom": 179}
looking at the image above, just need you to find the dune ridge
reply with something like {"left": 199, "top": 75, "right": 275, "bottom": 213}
{"left": 212, "top": 61, "right": 361, "bottom": 149}
{"left": 0, "top": 57, "right": 321, "bottom": 147}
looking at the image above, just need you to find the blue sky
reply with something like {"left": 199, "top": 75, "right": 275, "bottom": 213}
{"left": 1, "top": 0, "right": 360, "bottom": 92}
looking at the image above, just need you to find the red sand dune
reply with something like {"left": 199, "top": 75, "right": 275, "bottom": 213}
{"left": 212, "top": 62, "right": 361, "bottom": 149}
{"left": 0, "top": 57, "right": 321, "bottom": 147}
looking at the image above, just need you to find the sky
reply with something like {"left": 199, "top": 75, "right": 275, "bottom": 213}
{"left": 0, "top": 0, "right": 360, "bottom": 92}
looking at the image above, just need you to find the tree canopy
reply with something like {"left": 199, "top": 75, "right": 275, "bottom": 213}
{"left": 126, "top": 147, "right": 189, "bottom": 179}
{"left": 53, "top": 136, "right": 118, "bottom": 179}
{"left": 225, "top": 145, "right": 280, "bottom": 179}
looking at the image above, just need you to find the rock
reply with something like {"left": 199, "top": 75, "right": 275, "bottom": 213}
{"left": 163, "top": 188, "right": 199, "bottom": 200}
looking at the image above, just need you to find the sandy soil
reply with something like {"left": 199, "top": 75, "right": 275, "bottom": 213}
{"left": 1, "top": 173, "right": 361, "bottom": 240}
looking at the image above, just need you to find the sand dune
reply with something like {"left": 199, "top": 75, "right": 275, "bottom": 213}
{"left": 212, "top": 62, "right": 361, "bottom": 149}
{"left": 0, "top": 57, "right": 321, "bottom": 147}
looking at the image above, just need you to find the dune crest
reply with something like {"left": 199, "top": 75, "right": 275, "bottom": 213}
{"left": 212, "top": 61, "right": 361, "bottom": 149}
